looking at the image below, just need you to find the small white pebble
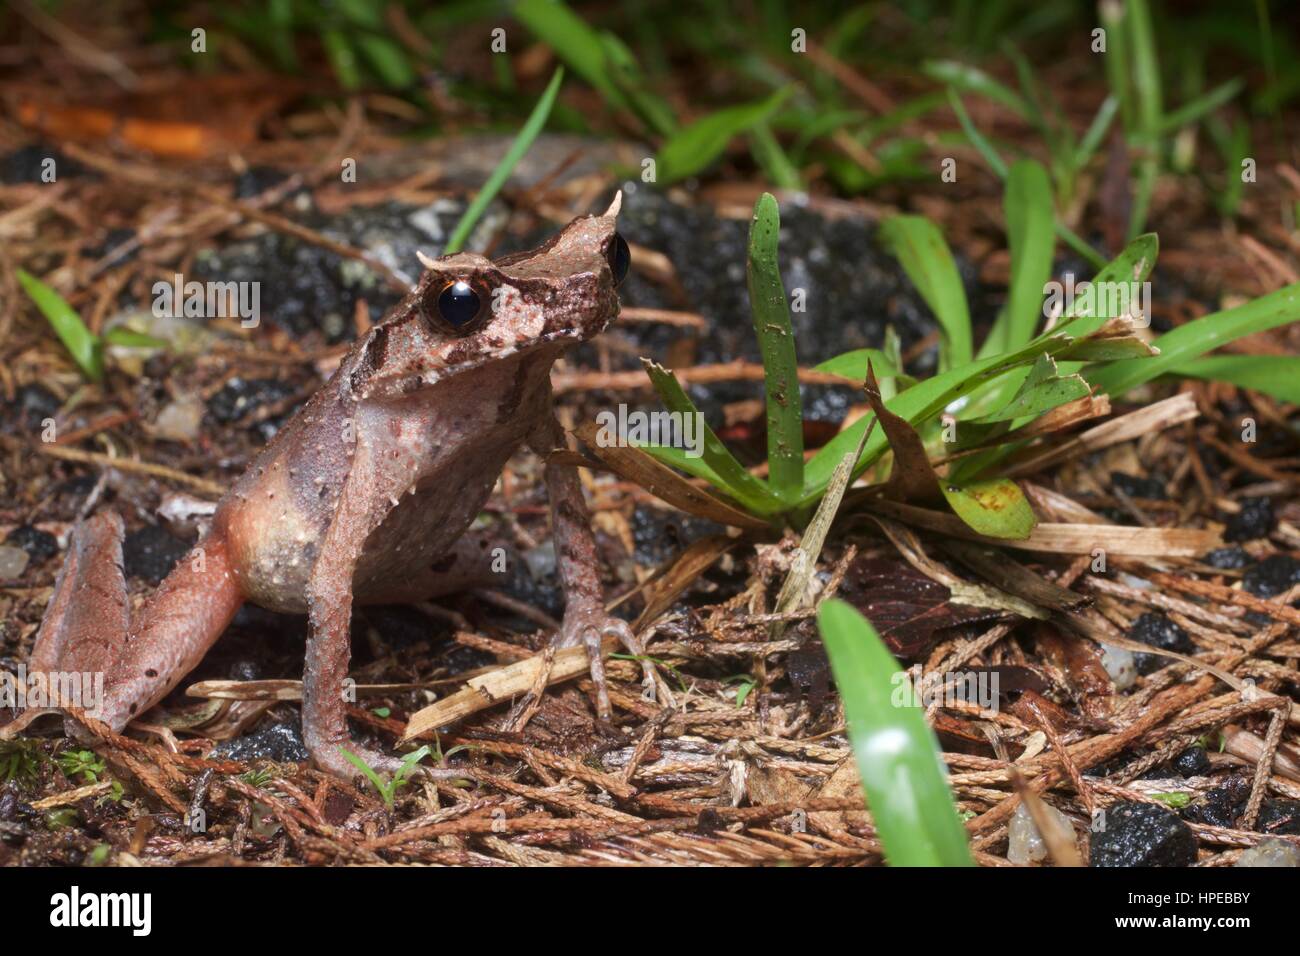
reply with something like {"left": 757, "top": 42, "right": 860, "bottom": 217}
{"left": 0, "top": 545, "right": 30, "bottom": 580}
{"left": 1100, "top": 643, "right": 1137, "bottom": 690}
{"left": 1008, "top": 801, "right": 1076, "bottom": 865}
{"left": 1236, "top": 838, "right": 1300, "bottom": 867}
{"left": 153, "top": 397, "right": 204, "bottom": 443}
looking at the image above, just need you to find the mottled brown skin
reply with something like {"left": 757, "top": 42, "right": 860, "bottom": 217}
{"left": 28, "top": 196, "right": 643, "bottom": 777}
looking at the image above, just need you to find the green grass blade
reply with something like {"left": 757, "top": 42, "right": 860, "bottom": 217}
{"left": 1001, "top": 159, "right": 1055, "bottom": 350}
{"left": 802, "top": 334, "right": 1072, "bottom": 503}
{"left": 1100, "top": 0, "right": 1133, "bottom": 132}
{"left": 443, "top": 67, "right": 564, "bottom": 254}
{"left": 18, "top": 269, "right": 103, "bottom": 382}
{"left": 1074, "top": 94, "right": 1119, "bottom": 171}
{"left": 339, "top": 748, "right": 393, "bottom": 807}
{"left": 512, "top": 0, "right": 673, "bottom": 136}
{"left": 923, "top": 60, "right": 1029, "bottom": 118}
{"left": 321, "top": 30, "right": 362, "bottom": 91}
{"left": 1128, "top": 0, "right": 1163, "bottom": 140}
{"left": 816, "top": 599, "right": 973, "bottom": 867}
{"left": 746, "top": 192, "right": 804, "bottom": 505}
{"left": 657, "top": 88, "right": 790, "bottom": 184}
{"left": 1052, "top": 232, "right": 1160, "bottom": 336}
{"left": 1159, "top": 77, "right": 1245, "bottom": 134}
{"left": 1174, "top": 355, "right": 1300, "bottom": 404}
{"left": 971, "top": 354, "right": 1089, "bottom": 422}
{"left": 1126, "top": 0, "right": 1162, "bottom": 239}
{"left": 748, "top": 121, "right": 802, "bottom": 190}
{"left": 878, "top": 216, "right": 973, "bottom": 371}
{"left": 947, "top": 89, "right": 1008, "bottom": 179}
{"left": 813, "top": 349, "right": 900, "bottom": 380}
{"left": 1086, "top": 283, "right": 1300, "bottom": 397}
{"left": 641, "top": 360, "right": 781, "bottom": 515}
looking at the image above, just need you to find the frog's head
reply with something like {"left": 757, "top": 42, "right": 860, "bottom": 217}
{"left": 354, "top": 193, "right": 629, "bottom": 399}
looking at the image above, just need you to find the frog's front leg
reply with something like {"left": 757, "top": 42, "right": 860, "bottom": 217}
{"left": 300, "top": 438, "right": 458, "bottom": 779}
{"left": 529, "top": 415, "right": 648, "bottom": 719}
{"left": 22, "top": 511, "right": 244, "bottom": 736}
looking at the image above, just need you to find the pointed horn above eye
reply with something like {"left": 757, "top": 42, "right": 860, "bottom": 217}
{"left": 416, "top": 250, "right": 438, "bottom": 270}
{"left": 602, "top": 190, "right": 623, "bottom": 219}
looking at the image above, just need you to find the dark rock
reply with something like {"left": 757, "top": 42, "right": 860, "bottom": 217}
{"left": 212, "top": 721, "right": 310, "bottom": 763}
{"left": 4, "top": 525, "right": 58, "bottom": 563}
{"left": 227, "top": 659, "right": 263, "bottom": 682}
{"left": 1242, "top": 555, "right": 1300, "bottom": 600}
{"left": 1171, "top": 745, "right": 1211, "bottom": 778}
{"left": 1258, "top": 800, "right": 1300, "bottom": 836}
{"left": 207, "top": 376, "right": 299, "bottom": 425}
{"left": 1090, "top": 800, "right": 1198, "bottom": 866}
{"left": 631, "top": 504, "right": 725, "bottom": 566}
{"left": 356, "top": 605, "right": 445, "bottom": 649}
{"left": 82, "top": 227, "right": 137, "bottom": 268}
{"left": 787, "top": 634, "right": 830, "bottom": 710}
{"left": 1185, "top": 777, "right": 1250, "bottom": 829}
{"left": 6, "top": 383, "right": 61, "bottom": 433}
{"left": 1202, "top": 547, "right": 1250, "bottom": 570}
{"left": 1225, "top": 498, "right": 1275, "bottom": 542}
{"left": 1128, "top": 612, "right": 1193, "bottom": 675}
{"left": 122, "top": 525, "right": 190, "bottom": 585}
{"left": 1111, "top": 472, "right": 1166, "bottom": 500}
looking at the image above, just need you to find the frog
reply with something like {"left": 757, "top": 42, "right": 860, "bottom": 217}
{"left": 24, "top": 192, "right": 646, "bottom": 778}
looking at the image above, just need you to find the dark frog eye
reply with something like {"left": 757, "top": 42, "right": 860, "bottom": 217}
{"left": 606, "top": 232, "right": 630, "bottom": 286}
{"left": 433, "top": 278, "right": 490, "bottom": 333}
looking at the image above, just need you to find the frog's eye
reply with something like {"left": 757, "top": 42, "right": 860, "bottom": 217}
{"left": 433, "top": 278, "right": 490, "bottom": 333}
{"left": 606, "top": 232, "right": 630, "bottom": 286}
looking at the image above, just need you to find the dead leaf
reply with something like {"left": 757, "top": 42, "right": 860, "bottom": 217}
{"left": 838, "top": 554, "right": 1004, "bottom": 658}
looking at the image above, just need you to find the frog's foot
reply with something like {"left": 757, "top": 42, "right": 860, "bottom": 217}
{"left": 28, "top": 513, "right": 243, "bottom": 736}
{"left": 554, "top": 605, "right": 648, "bottom": 719}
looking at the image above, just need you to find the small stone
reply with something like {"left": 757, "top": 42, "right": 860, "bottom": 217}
{"left": 1242, "top": 555, "right": 1300, "bottom": 600}
{"left": 1170, "top": 746, "right": 1211, "bottom": 778}
{"left": 1224, "top": 497, "right": 1275, "bottom": 542}
{"left": 1008, "top": 801, "right": 1076, "bottom": 864}
{"left": 1185, "top": 777, "right": 1249, "bottom": 828}
{"left": 207, "top": 377, "right": 297, "bottom": 425}
{"left": 212, "top": 721, "right": 310, "bottom": 763}
{"left": 123, "top": 525, "right": 190, "bottom": 585}
{"left": 4, "top": 525, "right": 58, "bottom": 563}
{"left": 153, "top": 397, "right": 204, "bottom": 443}
{"left": 1128, "top": 612, "right": 1193, "bottom": 675}
{"left": 1090, "top": 801, "right": 1198, "bottom": 867}
{"left": 1258, "top": 799, "right": 1300, "bottom": 836}
{"left": 1111, "top": 472, "right": 1166, "bottom": 500}
{"left": 0, "top": 545, "right": 29, "bottom": 580}
{"left": 1099, "top": 643, "right": 1137, "bottom": 690}
{"left": 1236, "top": 838, "right": 1300, "bottom": 867}
{"left": 1202, "top": 546, "right": 1250, "bottom": 570}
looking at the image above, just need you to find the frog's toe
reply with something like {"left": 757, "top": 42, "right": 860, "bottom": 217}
{"left": 555, "top": 608, "right": 647, "bottom": 719}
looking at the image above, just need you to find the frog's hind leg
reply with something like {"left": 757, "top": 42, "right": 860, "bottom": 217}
{"left": 25, "top": 512, "right": 244, "bottom": 735}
